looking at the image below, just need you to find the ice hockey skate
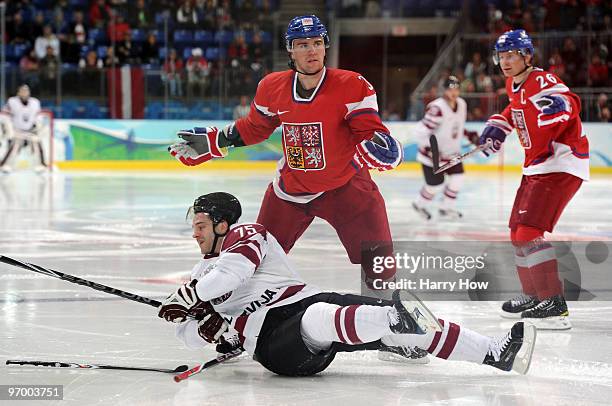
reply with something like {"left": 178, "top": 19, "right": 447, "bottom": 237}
{"left": 483, "top": 322, "right": 537, "bottom": 374}
{"left": 390, "top": 289, "right": 442, "bottom": 335}
{"left": 378, "top": 344, "right": 430, "bottom": 364}
{"left": 500, "top": 294, "right": 540, "bottom": 319}
{"left": 438, "top": 208, "right": 463, "bottom": 219}
{"left": 521, "top": 295, "right": 572, "bottom": 330}
{"left": 412, "top": 202, "right": 432, "bottom": 220}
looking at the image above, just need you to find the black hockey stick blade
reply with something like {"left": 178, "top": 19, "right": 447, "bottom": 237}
{"left": 0, "top": 255, "right": 162, "bottom": 308}
{"left": 429, "top": 135, "right": 440, "bottom": 172}
{"left": 6, "top": 359, "right": 189, "bottom": 374}
{"left": 174, "top": 349, "right": 244, "bottom": 382}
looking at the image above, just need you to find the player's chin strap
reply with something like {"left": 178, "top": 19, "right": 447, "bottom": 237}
{"left": 207, "top": 222, "right": 230, "bottom": 256}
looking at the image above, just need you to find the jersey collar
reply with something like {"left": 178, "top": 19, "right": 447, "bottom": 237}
{"left": 292, "top": 67, "right": 327, "bottom": 103}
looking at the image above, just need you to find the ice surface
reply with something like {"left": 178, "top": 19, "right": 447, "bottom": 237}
{"left": 1, "top": 170, "right": 611, "bottom": 405}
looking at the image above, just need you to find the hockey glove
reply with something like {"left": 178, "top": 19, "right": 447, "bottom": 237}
{"left": 168, "top": 126, "right": 226, "bottom": 166}
{"left": 535, "top": 94, "right": 571, "bottom": 126}
{"left": 158, "top": 280, "right": 203, "bottom": 323}
{"left": 353, "top": 131, "right": 403, "bottom": 171}
{"left": 479, "top": 114, "right": 513, "bottom": 156}
{"left": 197, "top": 310, "right": 229, "bottom": 343}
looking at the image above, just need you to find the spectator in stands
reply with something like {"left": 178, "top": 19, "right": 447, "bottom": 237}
{"left": 216, "top": 0, "right": 234, "bottom": 30}
{"left": 237, "top": 0, "right": 257, "bottom": 29}
{"left": 479, "top": 82, "right": 496, "bottom": 117}
{"left": 198, "top": 0, "right": 217, "bottom": 30}
{"left": 588, "top": 53, "right": 609, "bottom": 87}
{"left": 382, "top": 102, "right": 401, "bottom": 121}
{"left": 52, "top": 8, "right": 68, "bottom": 35}
{"left": 104, "top": 46, "right": 120, "bottom": 67}
{"left": 140, "top": 33, "right": 160, "bottom": 65}
{"left": 78, "top": 50, "right": 104, "bottom": 96}
{"left": 560, "top": 37, "right": 582, "bottom": 86}
{"left": 69, "top": 11, "right": 88, "bottom": 47}
{"left": 233, "top": 95, "right": 250, "bottom": 120}
{"left": 32, "top": 12, "right": 45, "bottom": 39}
{"left": 186, "top": 47, "right": 210, "bottom": 98}
{"left": 60, "top": 11, "right": 87, "bottom": 64}
{"left": 7, "top": 11, "right": 31, "bottom": 45}
{"left": 547, "top": 49, "right": 567, "bottom": 83}
{"left": 40, "top": 45, "right": 59, "bottom": 95}
{"left": 249, "top": 32, "right": 269, "bottom": 68}
{"left": 108, "top": 11, "right": 130, "bottom": 43}
{"left": 79, "top": 50, "right": 104, "bottom": 70}
{"left": 177, "top": 0, "right": 199, "bottom": 29}
{"left": 256, "top": 0, "right": 274, "bottom": 32}
{"left": 19, "top": 50, "right": 40, "bottom": 90}
{"left": 117, "top": 31, "right": 138, "bottom": 64}
{"left": 423, "top": 84, "right": 438, "bottom": 107}
{"left": 364, "top": 0, "right": 381, "bottom": 18}
{"left": 520, "top": 10, "right": 536, "bottom": 33}
{"left": 464, "top": 52, "right": 486, "bottom": 81}
{"left": 163, "top": 49, "right": 184, "bottom": 97}
{"left": 227, "top": 58, "right": 246, "bottom": 97}
{"left": 129, "top": 0, "right": 153, "bottom": 29}
{"left": 90, "top": 0, "right": 112, "bottom": 29}
{"left": 228, "top": 34, "right": 248, "bottom": 60}
{"left": 34, "top": 25, "right": 60, "bottom": 61}
{"left": 595, "top": 93, "right": 610, "bottom": 122}
{"left": 470, "top": 106, "right": 485, "bottom": 121}
{"left": 475, "top": 71, "right": 493, "bottom": 92}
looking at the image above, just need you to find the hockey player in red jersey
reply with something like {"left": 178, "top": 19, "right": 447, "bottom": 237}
{"left": 157, "top": 192, "right": 537, "bottom": 376}
{"left": 412, "top": 76, "right": 479, "bottom": 220}
{"left": 479, "top": 30, "right": 589, "bottom": 330}
{"left": 167, "top": 15, "right": 401, "bottom": 286}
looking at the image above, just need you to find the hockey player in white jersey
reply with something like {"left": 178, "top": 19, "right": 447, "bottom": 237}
{"left": 157, "top": 192, "right": 536, "bottom": 376}
{"left": 0, "top": 84, "right": 46, "bottom": 174}
{"left": 412, "top": 76, "right": 479, "bottom": 220}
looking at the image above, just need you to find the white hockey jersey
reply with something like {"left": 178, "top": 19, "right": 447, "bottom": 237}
{"left": 175, "top": 222, "right": 320, "bottom": 355}
{"left": 3, "top": 96, "right": 41, "bottom": 132}
{"left": 414, "top": 96, "right": 467, "bottom": 167}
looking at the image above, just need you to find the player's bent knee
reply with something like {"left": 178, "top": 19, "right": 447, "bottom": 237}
{"left": 301, "top": 302, "right": 339, "bottom": 342}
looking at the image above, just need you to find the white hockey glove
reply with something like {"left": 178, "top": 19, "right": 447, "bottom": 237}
{"left": 168, "top": 127, "right": 227, "bottom": 166}
{"left": 158, "top": 280, "right": 205, "bottom": 323}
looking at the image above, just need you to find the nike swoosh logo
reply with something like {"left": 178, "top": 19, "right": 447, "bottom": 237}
{"left": 276, "top": 110, "right": 290, "bottom": 115}
{"left": 519, "top": 210, "right": 527, "bottom": 214}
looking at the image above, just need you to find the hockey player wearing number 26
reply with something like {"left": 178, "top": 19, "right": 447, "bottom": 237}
{"left": 168, "top": 15, "right": 402, "bottom": 286}
{"left": 479, "top": 30, "right": 589, "bottom": 329}
{"left": 157, "top": 192, "right": 537, "bottom": 376}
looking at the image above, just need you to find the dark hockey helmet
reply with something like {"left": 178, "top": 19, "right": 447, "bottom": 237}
{"left": 443, "top": 75, "right": 460, "bottom": 89}
{"left": 285, "top": 15, "right": 330, "bottom": 51}
{"left": 493, "top": 29, "right": 534, "bottom": 65}
{"left": 188, "top": 192, "right": 242, "bottom": 226}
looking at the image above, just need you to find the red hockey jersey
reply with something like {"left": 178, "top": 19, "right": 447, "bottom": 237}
{"left": 235, "top": 67, "right": 390, "bottom": 202}
{"left": 499, "top": 68, "right": 589, "bottom": 180}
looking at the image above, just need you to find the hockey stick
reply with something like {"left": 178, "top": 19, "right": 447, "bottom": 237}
{"left": 6, "top": 359, "right": 189, "bottom": 374}
{"left": 174, "top": 349, "right": 244, "bottom": 382}
{"left": 0, "top": 255, "right": 162, "bottom": 308}
{"left": 433, "top": 140, "right": 492, "bottom": 175}
{"left": 429, "top": 135, "right": 440, "bottom": 172}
